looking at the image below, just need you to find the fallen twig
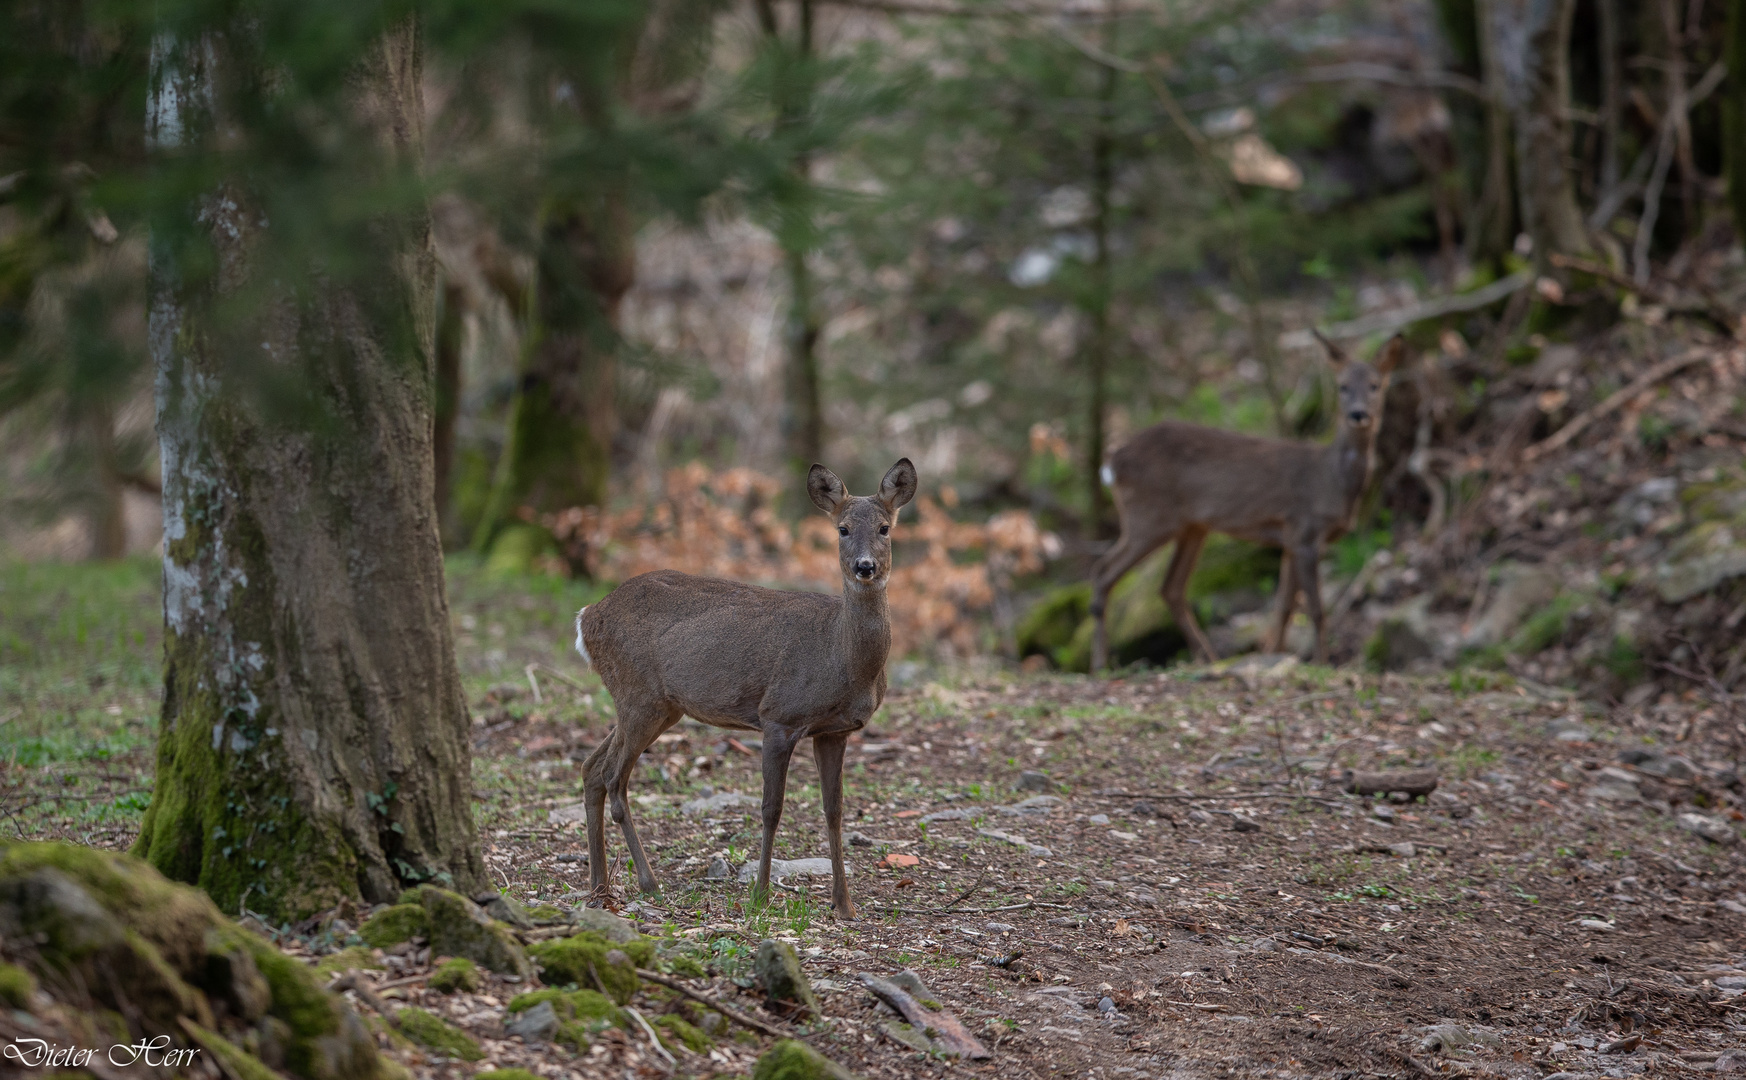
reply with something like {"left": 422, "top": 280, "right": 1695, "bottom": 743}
{"left": 1280, "top": 271, "right": 1533, "bottom": 349}
{"left": 1522, "top": 348, "right": 1712, "bottom": 461}
{"left": 1549, "top": 254, "right": 1739, "bottom": 337}
{"left": 872, "top": 899, "right": 1072, "bottom": 915}
{"left": 623, "top": 1005, "right": 677, "bottom": 1070}
{"left": 327, "top": 971, "right": 398, "bottom": 1024}
{"left": 635, "top": 968, "right": 794, "bottom": 1041}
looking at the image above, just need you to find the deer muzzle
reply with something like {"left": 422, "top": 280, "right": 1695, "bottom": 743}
{"left": 853, "top": 557, "right": 877, "bottom": 580}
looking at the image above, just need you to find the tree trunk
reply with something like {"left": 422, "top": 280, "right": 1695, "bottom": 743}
{"left": 434, "top": 278, "right": 463, "bottom": 547}
{"left": 136, "top": 19, "right": 485, "bottom": 921}
{"left": 1084, "top": 57, "right": 1116, "bottom": 539}
{"left": 1489, "top": 0, "right": 1592, "bottom": 266}
{"left": 87, "top": 400, "right": 127, "bottom": 560}
{"left": 1469, "top": 0, "right": 1516, "bottom": 263}
{"left": 1728, "top": 0, "right": 1746, "bottom": 240}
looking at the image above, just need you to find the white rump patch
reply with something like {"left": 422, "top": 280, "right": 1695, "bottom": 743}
{"left": 1099, "top": 463, "right": 1114, "bottom": 486}
{"left": 574, "top": 607, "right": 591, "bottom": 664}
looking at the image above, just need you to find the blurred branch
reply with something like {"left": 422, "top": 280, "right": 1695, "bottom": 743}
{"left": 1633, "top": 60, "right": 1725, "bottom": 284}
{"left": 1177, "top": 64, "right": 1492, "bottom": 111}
{"left": 1548, "top": 253, "right": 1741, "bottom": 337}
{"left": 1521, "top": 347, "right": 1711, "bottom": 461}
{"left": 1279, "top": 270, "right": 1533, "bottom": 348}
{"left": 817, "top": 0, "right": 1154, "bottom": 13}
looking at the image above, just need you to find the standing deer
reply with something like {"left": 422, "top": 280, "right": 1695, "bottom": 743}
{"left": 1090, "top": 334, "right": 1403, "bottom": 671}
{"left": 572, "top": 459, "right": 917, "bottom": 919}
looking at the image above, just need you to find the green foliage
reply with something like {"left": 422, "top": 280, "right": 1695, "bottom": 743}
{"left": 396, "top": 1008, "right": 484, "bottom": 1061}
{"left": 1507, "top": 592, "right": 1580, "bottom": 656}
{"left": 652, "top": 1012, "right": 712, "bottom": 1053}
{"left": 0, "top": 961, "right": 35, "bottom": 1008}
{"left": 1016, "top": 584, "right": 1090, "bottom": 661}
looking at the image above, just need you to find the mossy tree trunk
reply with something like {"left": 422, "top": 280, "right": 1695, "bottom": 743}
{"left": 136, "top": 19, "right": 486, "bottom": 921}
{"left": 1487, "top": 0, "right": 1592, "bottom": 267}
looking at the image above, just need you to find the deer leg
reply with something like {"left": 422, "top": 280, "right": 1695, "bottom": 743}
{"left": 1090, "top": 531, "right": 1161, "bottom": 673}
{"left": 812, "top": 732, "right": 855, "bottom": 920}
{"left": 753, "top": 729, "right": 800, "bottom": 906}
{"left": 1163, "top": 528, "right": 1216, "bottom": 662}
{"left": 581, "top": 733, "right": 617, "bottom": 897}
{"left": 1263, "top": 554, "right": 1297, "bottom": 653}
{"left": 608, "top": 709, "right": 679, "bottom": 895}
{"left": 1290, "top": 541, "right": 1328, "bottom": 664}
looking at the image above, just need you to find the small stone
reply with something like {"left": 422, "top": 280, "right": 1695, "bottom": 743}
{"left": 737, "top": 858, "right": 844, "bottom": 883}
{"left": 1230, "top": 816, "right": 1261, "bottom": 834}
{"left": 1013, "top": 795, "right": 1063, "bottom": 809}
{"left": 505, "top": 999, "right": 560, "bottom": 1042}
{"left": 847, "top": 832, "right": 874, "bottom": 847}
{"left": 1418, "top": 1024, "right": 1474, "bottom": 1054}
{"left": 407, "top": 887, "right": 533, "bottom": 977}
{"left": 1678, "top": 813, "right": 1737, "bottom": 845}
{"left": 1187, "top": 810, "right": 1214, "bottom": 824}
{"left": 428, "top": 957, "right": 482, "bottom": 994}
{"left": 1716, "top": 976, "right": 1746, "bottom": 989}
{"left": 1371, "top": 804, "right": 1396, "bottom": 821}
{"left": 985, "top": 922, "right": 1016, "bottom": 933}
{"left": 887, "top": 969, "right": 937, "bottom": 1004}
{"left": 1386, "top": 842, "right": 1417, "bottom": 858}
{"left": 1579, "top": 919, "right": 1615, "bottom": 932}
{"left": 682, "top": 791, "right": 763, "bottom": 817}
{"left": 477, "top": 893, "right": 534, "bottom": 929}
{"left": 1717, "top": 1049, "right": 1746, "bottom": 1072}
{"left": 1720, "top": 899, "right": 1746, "bottom": 915}
{"left": 1016, "top": 771, "right": 1053, "bottom": 793}
{"left": 1131, "top": 801, "right": 1157, "bottom": 817}
{"left": 704, "top": 856, "right": 732, "bottom": 881}
{"left": 756, "top": 940, "right": 819, "bottom": 1017}
{"left": 922, "top": 808, "right": 974, "bottom": 823}
{"left": 357, "top": 903, "right": 428, "bottom": 948}
{"left": 1089, "top": 814, "right": 1110, "bottom": 825}
{"left": 1110, "top": 830, "right": 1139, "bottom": 842}
{"left": 1097, "top": 996, "right": 1116, "bottom": 1014}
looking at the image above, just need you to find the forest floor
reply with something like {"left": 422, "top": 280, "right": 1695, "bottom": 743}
{"left": 4, "top": 558, "right": 1746, "bottom": 1079}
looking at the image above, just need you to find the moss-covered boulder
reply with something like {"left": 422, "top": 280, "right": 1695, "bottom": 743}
{"left": 398, "top": 885, "right": 532, "bottom": 977}
{"left": 572, "top": 905, "right": 639, "bottom": 943}
{"left": 427, "top": 956, "right": 481, "bottom": 993}
{"left": 652, "top": 1012, "right": 712, "bottom": 1053}
{"left": 357, "top": 904, "right": 428, "bottom": 948}
{"left": 476, "top": 1071, "right": 540, "bottom": 1080}
{"left": 507, "top": 986, "right": 623, "bottom": 1023}
{"left": 0, "top": 841, "right": 396, "bottom": 1080}
{"left": 753, "top": 1039, "right": 861, "bottom": 1080}
{"left": 526, "top": 932, "right": 652, "bottom": 1003}
{"left": 314, "top": 946, "right": 384, "bottom": 979}
{"left": 755, "top": 939, "right": 818, "bottom": 1018}
{"left": 1015, "top": 584, "right": 1090, "bottom": 663}
{"left": 396, "top": 1007, "right": 483, "bottom": 1060}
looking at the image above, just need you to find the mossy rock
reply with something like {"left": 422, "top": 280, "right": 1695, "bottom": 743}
{"left": 754, "top": 939, "right": 817, "bottom": 1017}
{"left": 396, "top": 1007, "right": 483, "bottom": 1060}
{"left": 526, "top": 932, "right": 652, "bottom": 1004}
{"left": 476, "top": 1072, "right": 541, "bottom": 1080}
{"left": 485, "top": 522, "right": 559, "bottom": 577}
{"left": 507, "top": 987, "right": 622, "bottom": 1023}
{"left": 572, "top": 906, "right": 639, "bottom": 943}
{"left": 661, "top": 953, "right": 707, "bottom": 978}
{"left": 357, "top": 904, "right": 428, "bottom": 948}
{"left": 1015, "top": 584, "right": 1090, "bottom": 661}
{"left": 427, "top": 957, "right": 481, "bottom": 994}
{"left": 525, "top": 904, "right": 569, "bottom": 924}
{"left": 753, "top": 1039, "right": 861, "bottom": 1080}
{"left": 0, "top": 841, "right": 394, "bottom": 1080}
{"left": 0, "top": 961, "right": 34, "bottom": 1008}
{"left": 399, "top": 886, "right": 532, "bottom": 977}
{"left": 652, "top": 1012, "right": 711, "bottom": 1053}
{"left": 314, "top": 946, "right": 384, "bottom": 978}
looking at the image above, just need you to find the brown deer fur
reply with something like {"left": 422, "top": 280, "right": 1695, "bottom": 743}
{"left": 574, "top": 459, "right": 917, "bottom": 918}
{"left": 1090, "top": 335, "right": 1403, "bottom": 670}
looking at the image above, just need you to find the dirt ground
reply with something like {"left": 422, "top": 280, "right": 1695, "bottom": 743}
{"left": 9, "top": 560, "right": 1746, "bottom": 1079}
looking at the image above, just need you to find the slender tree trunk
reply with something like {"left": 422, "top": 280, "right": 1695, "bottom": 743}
{"left": 1488, "top": 0, "right": 1592, "bottom": 266}
{"left": 762, "top": 0, "right": 825, "bottom": 475}
{"left": 434, "top": 279, "right": 463, "bottom": 547}
{"left": 1084, "top": 57, "right": 1116, "bottom": 538}
{"left": 1470, "top": 0, "right": 1516, "bottom": 262}
{"left": 1659, "top": 0, "right": 1697, "bottom": 230}
{"left": 1599, "top": 0, "right": 1622, "bottom": 197}
{"left": 136, "top": 19, "right": 485, "bottom": 921}
{"left": 1727, "top": 0, "right": 1746, "bottom": 239}
{"left": 87, "top": 400, "right": 127, "bottom": 560}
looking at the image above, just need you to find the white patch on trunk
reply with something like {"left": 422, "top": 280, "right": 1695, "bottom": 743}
{"left": 1099, "top": 463, "right": 1114, "bottom": 486}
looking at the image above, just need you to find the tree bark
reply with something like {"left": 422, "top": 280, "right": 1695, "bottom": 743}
{"left": 1728, "top": 0, "right": 1746, "bottom": 240}
{"left": 1084, "top": 56, "right": 1116, "bottom": 538}
{"left": 1488, "top": 0, "right": 1592, "bottom": 266}
{"left": 434, "top": 278, "right": 464, "bottom": 547}
{"left": 1469, "top": 0, "right": 1516, "bottom": 263}
{"left": 136, "top": 19, "right": 485, "bottom": 921}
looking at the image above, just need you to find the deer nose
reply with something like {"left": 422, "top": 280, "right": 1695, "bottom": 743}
{"left": 1348, "top": 409, "right": 1369, "bottom": 424}
{"left": 853, "top": 557, "right": 877, "bottom": 579}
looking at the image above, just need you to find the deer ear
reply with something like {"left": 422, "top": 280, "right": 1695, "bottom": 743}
{"left": 808, "top": 464, "right": 847, "bottom": 514}
{"left": 878, "top": 458, "right": 918, "bottom": 512}
{"left": 1312, "top": 328, "right": 1348, "bottom": 368}
{"left": 1374, "top": 334, "right": 1405, "bottom": 375}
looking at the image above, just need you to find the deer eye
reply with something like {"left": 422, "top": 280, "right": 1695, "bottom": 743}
{"left": 838, "top": 526, "right": 849, "bottom": 537}
{"left": 879, "top": 525, "right": 890, "bottom": 536}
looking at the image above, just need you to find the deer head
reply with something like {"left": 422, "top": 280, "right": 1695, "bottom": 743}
{"left": 808, "top": 458, "right": 918, "bottom": 589}
{"left": 1314, "top": 330, "right": 1404, "bottom": 435}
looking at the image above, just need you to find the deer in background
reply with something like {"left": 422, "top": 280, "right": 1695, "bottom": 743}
{"left": 1090, "top": 334, "right": 1403, "bottom": 671}
{"left": 573, "top": 459, "right": 917, "bottom": 920}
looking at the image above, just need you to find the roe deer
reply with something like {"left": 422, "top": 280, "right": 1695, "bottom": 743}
{"left": 1090, "top": 334, "right": 1403, "bottom": 671}
{"left": 572, "top": 459, "right": 918, "bottom": 919}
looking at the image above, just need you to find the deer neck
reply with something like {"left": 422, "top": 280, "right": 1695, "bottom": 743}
{"left": 836, "top": 578, "right": 892, "bottom": 683}
{"left": 1330, "top": 421, "right": 1378, "bottom": 521}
